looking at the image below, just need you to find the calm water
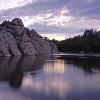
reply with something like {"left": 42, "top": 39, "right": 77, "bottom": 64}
{"left": 0, "top": 55, "right": 100, "bottom": 100}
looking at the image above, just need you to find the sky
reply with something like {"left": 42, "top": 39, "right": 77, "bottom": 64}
{"left": 0, "top": 0, "right": 100, "bottom": 40}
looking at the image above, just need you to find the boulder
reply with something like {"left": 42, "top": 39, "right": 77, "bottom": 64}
{"left": 11, "top": 18, "right": 24, "bottom": 26}
{"left": 0, "top": 29, "right": 21, "bottom": 56}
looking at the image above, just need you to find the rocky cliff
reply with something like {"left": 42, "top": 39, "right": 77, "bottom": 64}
{"left": 0, "top": 18, "right": 58, "bottom": 56}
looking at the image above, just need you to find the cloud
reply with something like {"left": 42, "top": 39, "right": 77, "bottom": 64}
{"left": 0, "top": 0, "right": 100, "bottom": 40}
{"left": 20, "top": 8, "right": 72, "bottom": 27}
{"left": 0, "top": 0, "right": 33, "bottom": 10}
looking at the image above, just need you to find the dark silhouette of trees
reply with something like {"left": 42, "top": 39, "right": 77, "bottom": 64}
{"left": 51, "top": 29, "right": 100, "bottom": 53}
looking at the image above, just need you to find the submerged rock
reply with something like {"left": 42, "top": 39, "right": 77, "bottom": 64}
{"left": 0, "top": 18, "right": 58, "bottom": 56}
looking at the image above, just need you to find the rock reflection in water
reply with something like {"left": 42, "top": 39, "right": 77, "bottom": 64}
{"left": 0, "top": 56, "right": 46, "bottom": 88}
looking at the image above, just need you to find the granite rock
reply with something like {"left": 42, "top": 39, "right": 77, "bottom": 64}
{"left": 0, "top": 18, "right": 58, "bottom": 56}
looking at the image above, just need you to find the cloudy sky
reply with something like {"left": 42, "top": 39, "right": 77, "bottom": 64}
{"left": 0, "top": 0, "right": 100, "bottom": 40}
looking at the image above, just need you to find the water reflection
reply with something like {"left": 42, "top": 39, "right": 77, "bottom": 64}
{"left": 22, "top": 58, "right": 69, "bottom": 99}
{"left": 58, "top": 56, "right": 100, "bottom": 74}
{"left": 44, "top": 59, "right": 65, "bottom": 73}
{"left": 0, "top": 56, "right": 46, "bottom": 88}
{"left": 0, "top": 56, "right": 100, "bottom": 100}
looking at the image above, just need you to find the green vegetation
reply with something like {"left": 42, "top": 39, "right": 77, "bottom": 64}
{"left": 51, "top": 29, "right": 100, "bottom": 53}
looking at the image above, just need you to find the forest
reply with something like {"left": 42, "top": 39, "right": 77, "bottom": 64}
{"left": 51, "top": 29, "right": 100, "bottom": 53}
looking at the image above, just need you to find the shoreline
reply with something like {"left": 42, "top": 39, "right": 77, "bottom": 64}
{"left": 53, "top": 53, "right": 100, "bottom": 58}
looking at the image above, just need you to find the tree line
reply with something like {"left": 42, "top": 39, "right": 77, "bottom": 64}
{"left": 50, "top": 29, "right": 100, "bottom": 53}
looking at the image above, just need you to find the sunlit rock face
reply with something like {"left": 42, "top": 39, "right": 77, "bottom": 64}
{"left": 0, "top": 18, "right": 58, "bottom": 56}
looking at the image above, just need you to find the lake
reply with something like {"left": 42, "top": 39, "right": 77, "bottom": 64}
{"left": 0, "top": 55, "right": 100, "bottom": 100}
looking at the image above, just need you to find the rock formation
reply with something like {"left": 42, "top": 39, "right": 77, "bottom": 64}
{"left": 0, "top": 18, "right": 58, "bottom": 56}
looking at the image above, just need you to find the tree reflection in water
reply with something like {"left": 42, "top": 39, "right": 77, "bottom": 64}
{"left": 58, "top": 56, "right": 100, "bottom": 74}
